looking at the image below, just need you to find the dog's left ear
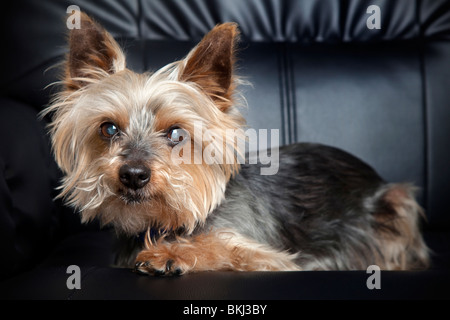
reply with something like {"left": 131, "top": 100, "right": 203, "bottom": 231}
{"left": 180, "top": 23, "right": 239, "bottom": 111}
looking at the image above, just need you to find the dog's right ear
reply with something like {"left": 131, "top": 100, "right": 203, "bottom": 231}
{"left": 65, "top": 12, "right": 126, "bottom": 90}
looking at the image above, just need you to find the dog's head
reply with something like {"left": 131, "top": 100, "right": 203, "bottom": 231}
{"left": 44, "top": 12, "right": 245, "bottom": 235}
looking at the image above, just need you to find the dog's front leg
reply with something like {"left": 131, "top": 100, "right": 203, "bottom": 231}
{"left": 134, "top": 230, "right": 300, "bottom": 275}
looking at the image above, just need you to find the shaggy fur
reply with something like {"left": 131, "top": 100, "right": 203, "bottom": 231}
{"left": 43, "top": 12, "right": 429, "bottom": 275}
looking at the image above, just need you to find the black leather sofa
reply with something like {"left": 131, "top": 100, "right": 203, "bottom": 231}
{"left": 1, "top": 0, "right": 450, "bottom": 300}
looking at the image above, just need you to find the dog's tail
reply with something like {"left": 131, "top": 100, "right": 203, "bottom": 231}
{"left": 372, "top": 183, "right": 430, "bottom": 270}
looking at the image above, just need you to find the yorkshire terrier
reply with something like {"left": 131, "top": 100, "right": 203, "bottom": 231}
{"left": 43, "top": 12, "right": 430, "bottom": 275}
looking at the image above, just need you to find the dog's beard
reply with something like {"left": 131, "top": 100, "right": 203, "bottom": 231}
{"left": 66, "top": 161, "right": 228, "bottom": 236}
{"left": 118, "top": 188, "right": 150, "bottom": 205}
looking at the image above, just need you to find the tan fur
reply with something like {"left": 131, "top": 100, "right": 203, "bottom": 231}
{"left": 372, "top": 184, "right": 430, "bottom": 270}
{"left": 179, "top": 23, "right": 240, "bottom": 111}
{"left": 66, "top": 12, "right": 126, "bottom": 90}
{"left": 135, "top": 229, "right": 300, "bottom": 275}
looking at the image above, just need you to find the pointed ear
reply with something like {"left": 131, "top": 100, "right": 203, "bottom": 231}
{"left": 179, "top": 23, "right": 239, "bottom": 110}
{"left": 65, "top": 12, "right": 126, "bottom": 90}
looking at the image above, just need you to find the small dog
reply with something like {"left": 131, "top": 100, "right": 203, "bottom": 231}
{"left": 44, "top": 12, "right": 430, "bottom": 275}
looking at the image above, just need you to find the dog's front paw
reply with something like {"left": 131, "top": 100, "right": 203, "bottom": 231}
{"left": 134, "top": 248, "right": 192, "bottom": 276}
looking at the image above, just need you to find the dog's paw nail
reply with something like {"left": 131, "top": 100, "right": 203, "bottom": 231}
{"left": 154, "top": 269, "right": 165, "bottom": 276}
{"left": 174, "top": 268, "right": 183, "bottom": 276}
{"left": 134, "top": 262, "right": 149, "bottom": 275}
{"left": 165, "top": 259, "right": 174, "bottom": 272}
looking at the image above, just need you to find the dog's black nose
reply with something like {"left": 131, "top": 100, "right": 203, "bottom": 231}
{"left": 119, "top": 163, "right": 151, "bottom": 190}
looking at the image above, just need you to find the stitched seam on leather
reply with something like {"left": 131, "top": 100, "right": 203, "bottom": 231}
{"left": 417, "top": 0, "right": 429, "bottom": 214}
{"left": 278, "top": 43, "right": 290, "bottom": 145}
{"left": 137, "top": 0, "right": 147, "bottom": 71}
{"left": 286, "top": 45, "right": 297, "bottom": 143}
{"left": 278, "top": 43, "right": 297, "bottom": 145}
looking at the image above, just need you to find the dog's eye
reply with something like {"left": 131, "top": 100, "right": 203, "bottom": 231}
{"left": 100, "top": 122, "right": 120, "bottom": 139}
{"left": 167, "top": 127, "right": 188, "bottom": 145}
